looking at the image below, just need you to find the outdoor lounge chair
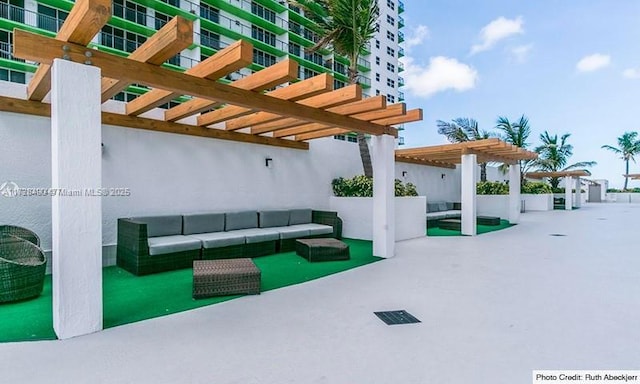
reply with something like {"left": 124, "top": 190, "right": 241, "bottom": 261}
{"left": 0, "top": 234, "right": 47, "bottom": 303}
{"left": 0, "top": 225, "right": 40, "bottom": 246}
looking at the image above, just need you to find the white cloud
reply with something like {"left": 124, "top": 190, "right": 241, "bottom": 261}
{"left": 401, "top": 56, "right": 478, "bottom": 98}
{"left": 471, "top": 16, "right": 524, "bottom": 55}
{"left": 623, "top": 68, "right": 640, "bottom": 79}
{"left": 510, "top": 44, "right": 533, "bottom": 63}
{"left": 576, "top": 54, "right": 611, "bottom": 72}
{"left": 405, "top": 25, "right": 430, "bottom": 50}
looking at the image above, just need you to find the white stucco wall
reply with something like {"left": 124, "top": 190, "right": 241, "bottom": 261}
{"left": 0, "top": 109, "right": 364, "bottom": 252}
{"left": 522, "top": 194, "right": 553, "bottom": 211}
{"left": 329, "top": 196, "right": 426, "bottom": 241}
{"left": 476, "top": 195, "right": 510, "bottom": 220}
{"left": 395, "top": 162, "right": 461, "bottom": 202}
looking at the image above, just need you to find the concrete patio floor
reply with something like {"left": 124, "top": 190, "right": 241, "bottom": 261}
{"left": 1, "top": 203, "right": 639, "bottom": 383}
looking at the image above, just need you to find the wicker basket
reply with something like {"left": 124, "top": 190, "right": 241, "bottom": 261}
{"left": 0, "top": 235, "right": 47, "bottom": 303}
{"left": 0, "top": 225, "right": 40, "bottom": 246}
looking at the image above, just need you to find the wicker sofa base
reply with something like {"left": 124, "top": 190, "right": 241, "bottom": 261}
{"left": 193, "top": 258, "right": 261, "bottom": 299}
{"left": 243, "top": 240, "right": 277, "bottom": 258}
{"left": 117, "top": 248, "right": 201, "bottom": 276}
{"left": 202, "top": 244, "right": 244, "bottom": 260}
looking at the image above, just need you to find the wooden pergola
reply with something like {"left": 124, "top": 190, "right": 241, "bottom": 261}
{"left": 0, "top": 0, "right": 422, "bottom": 150}
{"left": 1, "top": 0, "right": 423, "bottom": 339}
{"left": 395, "top": 138, "right": 537, "bottom": 168}
{"left": 525, "top": 170, "right": 591, "bottom": 210}
{"left": 396, "top": 139, "right": 537, "bottom": 236}
{"left": 624, "top": 174, "right": 640, "bottom": 180}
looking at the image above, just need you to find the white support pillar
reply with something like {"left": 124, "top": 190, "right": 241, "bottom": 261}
{"left": 461, "top": 153, "right": 477, "bottom": 236}
{"left": 564, "top": 177, "right": 573, "bottom": 210}
{"left": 508, "top": 164, "right": 521, "bottom": 224}
{"left": 372, "top": 134, "right": 395, "bottom": 258}
{"left": 575, "top": 177, "right": 582, "bottom": 208}
{"left": 51, "top": 59, "right": 103, "bottom": 339}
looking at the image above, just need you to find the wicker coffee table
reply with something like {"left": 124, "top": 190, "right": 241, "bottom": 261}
{"left": 192, "top": 258, "right": 261, "bottom": 299}
{"left": 295, "top": 238, "right": 350, "bottom": 262}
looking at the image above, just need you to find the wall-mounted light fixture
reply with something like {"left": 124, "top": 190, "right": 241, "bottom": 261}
{"left": 402, "top": 171, "right": 408, "bottom": 178}
{"left": 265, "top": 157, "right": 273, "bottom": 168}
{"left": 441, "top": 173, "right": 446, "bottom": 179}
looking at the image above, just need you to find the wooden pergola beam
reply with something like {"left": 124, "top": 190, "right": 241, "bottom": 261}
{"left": 251, "top": 95, "right": 387, "bottom": 135}
{"left": 164, "top": 58, "right": 298, "bottom": 122}
{"left": 197, "top": 72, "right": 334, "bottom": 127}
{"left": 125, "top": 40, "right": 253, "bottom": 116}
{"left": 396, "top": 138, "right": 503, "bottom": 156}
{"left": 372, "top": 108, "right": 422, "bottom": 126}
{"left": 273, "top": 123, "right": 327, "bottom": 138}
{"left": 295, "top": 127, "right": 348, "bottom": 141}
{"left": 0, "top": 95, "right": 307, "bottom": 150}
{"left": 526, "top": 170, "right": 591, "bottom": 179}
{"left": 14, "top": 30, "right": 397, "bottom": 137}
{"left": 395, "top": 155, "right": 457, "bottom": 169}
{"left": 223, "top": 84, "right": 362, "bottom": 131}
{"left": 27, "top": 0, "right": 111, "bottom": 101}
{"left": 101, "top": 16, "right": 193, "bottom": 102}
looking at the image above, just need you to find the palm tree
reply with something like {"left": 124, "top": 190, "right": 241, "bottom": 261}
{"left": 601, "top": 132, "right": 640, "bottom": 190}
{"left": 534, "top": 131, "right": 596, "bottom": 189}
{"left": 436, "top": 118, "right": 492, "bottom": 181}
{"left": 289, "top": 0, "right": 380, "bottom": 177}
{"left": 495, "top": 115, "right": 531, "bottom": 187}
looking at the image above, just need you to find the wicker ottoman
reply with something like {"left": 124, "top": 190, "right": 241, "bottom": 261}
{"left": 192, "top": 258, "right": 261, "bottom": 299}
{"left": 295, "top": 238, "right": 350, "bottom": 262}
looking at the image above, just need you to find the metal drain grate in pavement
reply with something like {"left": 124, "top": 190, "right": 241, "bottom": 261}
{"left": 374, "top": 310, "right": 421, "bottom": 325}
{"left": 549, "top": 233, "right": 567, "bottom": 237}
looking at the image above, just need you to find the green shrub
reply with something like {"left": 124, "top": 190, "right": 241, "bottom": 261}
{"left": 332, "top": 176, "right": 419, "bottom": 197}
{"left": 476, "top": 181, "right": 508, "bottom": 195}
{"left": 607, "top": 188, "right": 621, "bottom": 193}
{"left": 522, "top": 182, "right": 553, "bottom": 194}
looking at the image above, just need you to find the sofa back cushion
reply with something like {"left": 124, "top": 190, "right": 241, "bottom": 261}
{"left": 438, "top": 202, "right": 448, "bottom": 212}
{"left": 426, "top": 203, "right": 440, "bottom": 213}
{"left": 445, "top": 202, "right": 454, "bottom": 211}
{"left": 131, "top": 215, "right": 182, "bottom": 237}
{"left": 183, "top": 213, "right": 225, "bottom": 235}
{"left": 259, "top": 210, "right": 289, "bottom": 228}
{"left": 225, "top": 211, "right": 258, "bottom": 231}
{"left": 289, "top": 209, "right": 312, "bottom": 225}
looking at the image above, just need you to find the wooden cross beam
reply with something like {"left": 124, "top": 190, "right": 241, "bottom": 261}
{"left": 101, "top": 16, "right": 194, "bottom": 102}
{"left": 27, "top": 0, "right": 111, "bottom": 101}
{"left": 164, "top": 59, "right": 298, "bottom": 122}
{"left": 13, "top": 30, "right": 397, "bottom": 137}
{"left": 125, "top": 40, "right": 253, "bottom": 116}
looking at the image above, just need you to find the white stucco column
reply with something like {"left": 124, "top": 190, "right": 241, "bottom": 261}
{"left": 372, "top": 134, "right": 395, "bottom": 258}
{"left": 575, "top": 177, "right": 582, "bottom": 208}
{"left": 564, "top": 177, "right": 573, "bottom": 210}
{"left": 51, "top": 59, "right": 103, "bottom": 339}
{"left": 461, "top": 153, "right": 477, "bottom": 236}
{"left": 508, "top": 164, "right": 521, "bottom": 224}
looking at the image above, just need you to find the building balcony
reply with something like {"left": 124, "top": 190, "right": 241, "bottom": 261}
{"left": 398, "top": 76, "right": 405, "bottom": 87}
{"left": 357, "top": 75, "right": 371, "bottom": 88}
{"left": 398, "top": 0, "right": 405, "bottom": 14}
{"left": 357, "top": 57, "right": 371, "bottom": 72}
{"left": 398, "top": 61, "right": 404, "bottom": 72}
{"left": 398, "top": 47, "right": 405, "bottom": 58}
{"left": 398, "top": 15, "right": 405, "bottom": 28}
{"left": 398, "top": 31, "right": 404, "bottom": 43}
{"left": 398, "top": 91, "right": 405, "bottom": 101}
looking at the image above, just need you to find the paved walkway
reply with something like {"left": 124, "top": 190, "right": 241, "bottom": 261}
{"left": 1, "top": 204, "right": 639, "bottom": 383}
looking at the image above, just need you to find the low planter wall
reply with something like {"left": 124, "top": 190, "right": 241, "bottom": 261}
{"left": 476, "top": 195, "right": 510, "bottom": 220}
{"left": 522, "top": 194, "right": 553, "bottom": 211}
{"left": 606, "top": 193, "right": 640, "bottom": 203}
{"left": 329, "top": 196, "right": 426, "bottom": 241}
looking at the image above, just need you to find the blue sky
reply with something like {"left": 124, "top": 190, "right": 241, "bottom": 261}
{"left": 399, "top": 0, "right": 640, "bottom": 188}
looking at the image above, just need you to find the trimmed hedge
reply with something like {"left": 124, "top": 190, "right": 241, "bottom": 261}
{"left": 476, "top": 181, "right": 508, "bottom": 195}
{"left": 332, "top": 175, "right": 419, "bottom": 197}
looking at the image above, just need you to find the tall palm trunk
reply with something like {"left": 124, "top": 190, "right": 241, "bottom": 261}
{"left": 349, "top": 59, "right": 373, "bottom": 177}
{"left": 480, "top": 163, "right": 487, "bottom": 182}
{"left": 624, "top": 158, "right": 630, "bottom": 190}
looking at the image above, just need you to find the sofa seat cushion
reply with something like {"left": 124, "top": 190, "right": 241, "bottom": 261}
{"left": 271, "top": 226, "right": 310, "bottom": 239}
{"left": 231, "top": 228, "right": 280, "bottom": 244}
{"left": 132, "top": 215, "right": 183, "bottom": 237}
{"left": 148, "top": 235, "right": 201, "bottom": 256}
{"left": 187, "top": 232, "right": 245, "bottom": 249}
{"left": 426, "top": 210, "right": 461, "bottom": 220}
{"left": 290, "top": 223, "right": 333, "bottom": 236}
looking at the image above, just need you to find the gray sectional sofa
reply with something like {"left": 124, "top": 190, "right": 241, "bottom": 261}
{"left": 426, "top": 202, "right": 461, "bottom": 226}
{"left": 116, "top": 209, "right": 342, "bottom": 276}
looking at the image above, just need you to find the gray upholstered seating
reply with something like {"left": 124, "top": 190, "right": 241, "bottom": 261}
{"left": 117, "top": 209, "right": 343, "bottom": 275}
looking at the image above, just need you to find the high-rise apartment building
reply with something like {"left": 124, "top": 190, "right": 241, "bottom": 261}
{"left": 0, "top": 0, "right": 404, "bottom": 142}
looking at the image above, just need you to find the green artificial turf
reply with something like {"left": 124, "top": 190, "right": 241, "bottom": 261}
{"left": 0, "top": 239, "right": 378, "bottom": 343}
{"left": 427, "top": 219, "right": 514, "bottom": 237}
